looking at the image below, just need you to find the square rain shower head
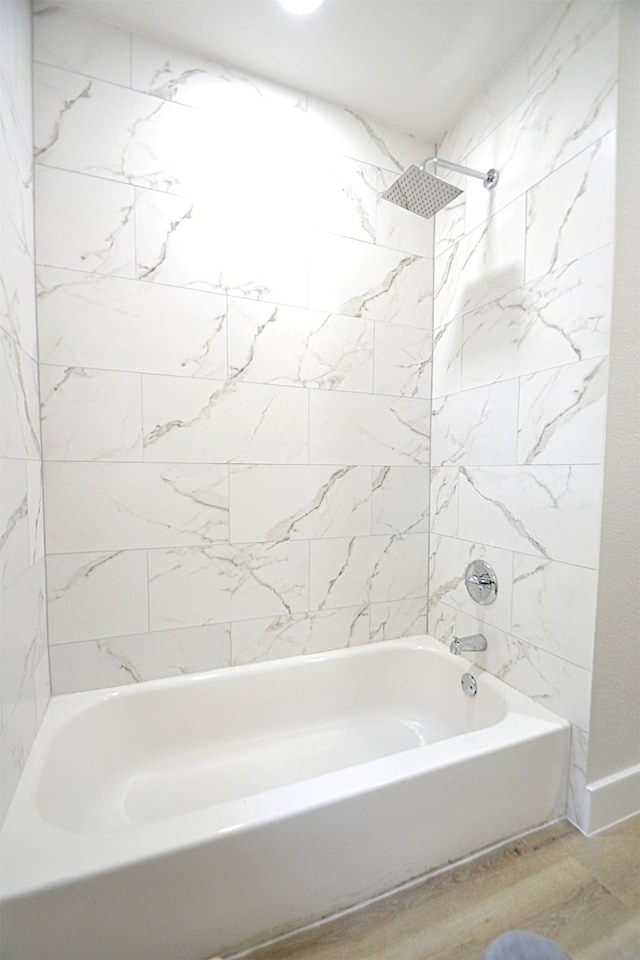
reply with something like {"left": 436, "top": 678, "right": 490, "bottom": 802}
{"left": 381, "top": 164, "right": 463, "bottom": 219}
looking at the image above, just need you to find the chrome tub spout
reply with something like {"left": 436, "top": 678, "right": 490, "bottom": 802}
{"left": 450, "top": 633, "right": 487, "bottom": 655}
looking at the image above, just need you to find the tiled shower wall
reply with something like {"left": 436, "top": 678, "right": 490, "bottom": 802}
{"left": 0, "top": 1, "right": 50, "bottom": 824}
{"left": 16, "top": 0, "right": 623, "bottom": 834}
{"left": 33, "top": 5, "right": 434, "bottom": 693}
{"left": 428, "top": 0, "right": 618, "bottom": 828}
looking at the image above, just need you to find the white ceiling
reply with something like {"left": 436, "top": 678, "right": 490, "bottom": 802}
{"left": 55, "top": 0, "right": 564, "bottom": 141}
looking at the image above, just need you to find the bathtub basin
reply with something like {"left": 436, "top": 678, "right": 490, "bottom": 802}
{"left": 0, "top": 635, "right": 569, "bottom": 959}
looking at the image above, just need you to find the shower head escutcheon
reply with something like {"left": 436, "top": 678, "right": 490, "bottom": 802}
{"left": 380, "top": 154, "right": 499, "bottom": 220}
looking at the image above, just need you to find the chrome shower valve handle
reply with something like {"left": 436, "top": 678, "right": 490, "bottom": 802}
{"left": 464, "top": 559, "right": 498, "bottom": 605}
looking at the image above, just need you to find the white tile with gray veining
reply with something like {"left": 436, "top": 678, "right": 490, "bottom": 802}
{"left": 309, "top": 390, "right": 429, "bottom": 466}
{"left": 463, "top": 15, "right": 617, "bottom": 234}
{"left": 135, "top": 188, "right": 308, "bottom": 305}
{"left": 0, "top": 457, "right": 29, "bottom": 589}
{"left": 511, "top": 554, "right": 597, "bottom": 670}
{"left": 33, "top": 646, "right": 50, "bottom": 730}
{"left": 0, "top": 213, "right": 38, "bottom": 360}
{"left": 517, "top": 357, "right": 607, "bottom": 465}
{"left": 526, "top": 0, "right": 617, "bottom": 133}
{"left": 460, "top": 246, "right": 613, "bottom": 390}
{"left": 26, "top": 460, "right": 45, "bottom": 566}
{"left": 142, "top": 374, "right": 308, "bottom": 464}
{"left": 231, "top": 606, "right": 369, "bottom": 666}
{"left": 308, "top": 232, "right": 432, "bottom": 327}
{"left": 433, "top": 179, "right": 465, "bottom": 261}
{"left": 49, "top": 623, "right": 231, "bottom": 694}
{"left": 310, "top": 155, "right": 378, "bottom": 243}
{"left": 229, "top": 464, "right": 371, "bottom": 543}
{"left": 2, "top": 2, "right": 35, "bottom": 117}
{"left": 369, "top": 596, "right": 428, "bottom": 643}
{"left": 37, "top": 266, "right": 228, "bottom": 379}
{"left": 1, "top": 17, "right": 33, "bottom": 126}
{"left": 35, "top": 166, "right": 135, "bottom": 276}
{"left": 44, "top": 461, "right": 229, "bottom": 553}
{"left": 525, "top": 132, "right": 616, "bottom": 283}
{"left": 1, "top": 0, "right": 50, "bottom": 819}
{"left": 371, "top": 466, "right": 430, "bottom": 535}
{"left": 148, "top": 540, "right": 309, "bottom": 630}
{"left": 0, "top": 61, "right": 34, "bottom": 254}
{"left": 458, "top": 464, "right": 603, "bottom": 567}
{"left": 227, "top": 298, "right": 374, "bottom": 392}
{"left": 431, "top": 380, "right": 519, "bottom": 466}
{"left": 134, "top": 189, "right": 194, "bottom": 284}
{"left": 431, "top": 316, "right": 462, "bottom": 398}
{"left": 132, "top": 31, "right": 306, "bottom": 115}
{"left": 122, "top": 51, "right": 309, "bottom": 221}
{"left": 0, "top": 336, "right": 41, "bottom": 460}
{"left": 430, "top": 466, "right": 459, "bottom": 537}
{"left": 566, "top": 722, "right": 590, "bottom": 829}
{"left": 46, "top": 549, "right": 149, "bottom": 645}
{"left": 34, "top": 62, "right": 207, "bottom": 194}
{"left": 526, "top": 0, "right": 615, "bottom": 98}
{"left": 422, "top": 0, "right": 618, "bottom": 836}
{"left": 310, "top": 533, "right": 428, "bottom": 612}
{"left": 0, "top": 665, "right": 41, "bottom": 821}
{"left": 40, "top": 365, "right": 142, "bottom": 461}
{"left": 434, "top": 196, "right": 526, "bottom": 329}
{"left": 373, "top": 322, "right": 432, "bottom": 398}
{"left": 436, "top": 53, "right": 528, "bottom": 186}
{"left": 0, "top": 561, "right": 47, "bottom": 727}
{"left": 307, "top": 96, "right": 431, "bottom": 172}
{"left": 33, "top": 4, "right": 131, "bottom": 85}
{"left": 426, "top": 597, "right": 457, "bottom": 646}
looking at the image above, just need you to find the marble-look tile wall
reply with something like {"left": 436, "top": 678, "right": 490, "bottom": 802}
{"left": 429, "top": 0, "right": 618, "bottom": 829}
{"left": 32, "top": 5, "right": 434, "bottom": 693}
{"left": 0, "top": 1, "right": 50, "bottom": 824}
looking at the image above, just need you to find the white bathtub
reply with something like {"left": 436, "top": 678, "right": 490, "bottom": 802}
{"left": 0, "top": 635, "right": 569, "bottom": 959}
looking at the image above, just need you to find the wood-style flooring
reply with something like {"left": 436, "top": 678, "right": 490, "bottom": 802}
{"left": 233, "top": 815, "right": 639, "bottom": 960}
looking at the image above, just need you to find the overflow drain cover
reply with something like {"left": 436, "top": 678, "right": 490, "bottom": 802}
{"left": 461, "top": 673, "right": 478, "bottom": 697}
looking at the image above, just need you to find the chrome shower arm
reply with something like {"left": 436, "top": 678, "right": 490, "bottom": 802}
{"left": 420, "top": 155, "right": 499, "bottom": 190}
{"left": 421, "top": 156, "right": 484, "bottom": 179}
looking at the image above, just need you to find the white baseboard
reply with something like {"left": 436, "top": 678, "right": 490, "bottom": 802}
{"left": 583, "top": 763, "right": 640, "bottom": 835}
